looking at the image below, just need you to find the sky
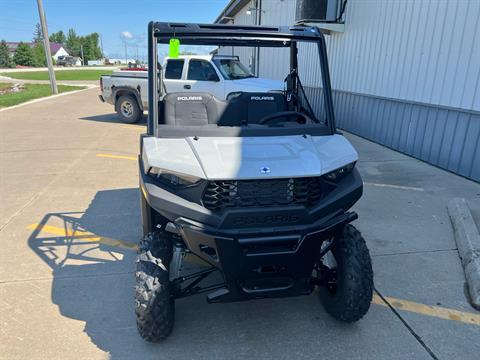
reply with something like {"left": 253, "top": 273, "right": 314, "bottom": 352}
{"left": 0, "top": 0, "right": 230, "bottom": 60}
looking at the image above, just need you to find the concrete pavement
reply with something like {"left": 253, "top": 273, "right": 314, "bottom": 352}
{"left": 1, "top": 88, "right": 479, "bottom": 359}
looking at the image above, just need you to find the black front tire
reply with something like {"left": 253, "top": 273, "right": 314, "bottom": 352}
{"left": 319, "top": 224, "right": 373, "bottom": 322}
{"left": 135, "top": 231, "right": 174, "bottom": 342}
{"left": 116, "top": 94, "right": 143, "bottom": 124}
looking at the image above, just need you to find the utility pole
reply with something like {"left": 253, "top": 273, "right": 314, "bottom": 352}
{"left": 124, "top": 41, "right": 128, "bottom": 65}
{"left": 99, "top": 34, "right": 104, "bottom": 58}
{"left": 80, "top": 44, "right": 84, "bottom": 66}
{"left": 36, "top": 0, "right": 57, "bottom": 94}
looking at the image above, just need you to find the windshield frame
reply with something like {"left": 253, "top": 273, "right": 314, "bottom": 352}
{"left": 147, "top": 22, "right": 337, "bottom": 137}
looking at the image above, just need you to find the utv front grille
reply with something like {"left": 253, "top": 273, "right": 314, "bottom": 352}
{"left": 202, "top": 177, "right": 324, "bottom": 211}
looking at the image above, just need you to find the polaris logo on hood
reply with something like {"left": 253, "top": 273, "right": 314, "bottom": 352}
{"left": 177, "top": 96, "right": 203, "bottom": 101}
{"left": 250, "top": 96, "right": 274, "bottom": 101}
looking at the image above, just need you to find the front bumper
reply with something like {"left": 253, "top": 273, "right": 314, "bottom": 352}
{"left": 176, "top": 210, "right": 357, "bottom": 302}
{"left": 139, "top": 161, "right": 363, "bottom": 302}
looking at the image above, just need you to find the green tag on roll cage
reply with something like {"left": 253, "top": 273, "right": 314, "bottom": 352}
{"left": 169, "top": 38, "right": 180, "bottom": 58}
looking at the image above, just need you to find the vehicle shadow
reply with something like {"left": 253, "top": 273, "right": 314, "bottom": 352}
{"left": 27, "top": 188, "right": 143, "bottom": 357}
{"left": 80, "top": 113, "right": 147, "bottom": 125}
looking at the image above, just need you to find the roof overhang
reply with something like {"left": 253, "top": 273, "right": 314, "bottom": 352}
{"left": 214, "top": 0, "right": 251, "bottom": 24}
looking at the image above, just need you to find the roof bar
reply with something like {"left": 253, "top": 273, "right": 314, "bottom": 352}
{"left": 151, "top": 22, "right": 324, "bottom": 47}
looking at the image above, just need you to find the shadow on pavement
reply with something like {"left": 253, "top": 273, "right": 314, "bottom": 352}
{"left": 80, "top": 113, "right": 147, "bottom": 125}
{"left": 28, "top": 188, "right": 142, "bottom": 357}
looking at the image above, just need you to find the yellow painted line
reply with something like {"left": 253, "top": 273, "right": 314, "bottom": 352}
{"left": 96, "top": 153, "right": 136, "bottom": 161}
{"left": 28, "top": 223, "right": 207, "bottom": 265}
{"left": 28, "top": 223, "right": 137, "bottom": 251}
{"left": 372, "top": 294, "right": 480, "bottom": 326}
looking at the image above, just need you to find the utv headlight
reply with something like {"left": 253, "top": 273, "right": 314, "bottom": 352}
{"left": 147, "top": 167, "right": 200, "bottom": 187}
{"left": 323, "top": 162, "right": 356, "bottom": 182}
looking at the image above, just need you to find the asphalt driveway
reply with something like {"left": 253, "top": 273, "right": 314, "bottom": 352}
{"left": 0, "top": 88, "right": 479, "bottom": 359}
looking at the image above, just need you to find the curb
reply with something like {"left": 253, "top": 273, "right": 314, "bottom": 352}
{"left": 447, "top": 198, "right": 480, "bottom": 309}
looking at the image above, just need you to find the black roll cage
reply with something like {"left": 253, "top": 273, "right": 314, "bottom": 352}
{"left": 147, "top": 22, "right": 336, "bottom": 136}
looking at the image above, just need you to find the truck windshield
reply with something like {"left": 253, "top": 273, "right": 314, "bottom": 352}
{"left": 213, "top": 58, "right": 255, "bottom": 80}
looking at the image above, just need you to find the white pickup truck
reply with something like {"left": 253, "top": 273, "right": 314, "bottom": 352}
{"left": 99, "top": 55, "right": 283, "bottom": 123}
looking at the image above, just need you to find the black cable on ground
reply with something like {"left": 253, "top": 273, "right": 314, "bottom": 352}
{"left": 374, "top": 287, "right": 439, "bottom": 360}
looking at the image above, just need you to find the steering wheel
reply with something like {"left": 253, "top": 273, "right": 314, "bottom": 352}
{"left": 258, "top": 111, "right": 310, "bottom": 125}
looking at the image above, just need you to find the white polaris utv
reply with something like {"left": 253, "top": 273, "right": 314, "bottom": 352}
{"left": 136, "top": 22, "right": 373, "bottom": 342}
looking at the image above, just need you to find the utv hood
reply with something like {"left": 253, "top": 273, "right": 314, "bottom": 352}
{"left": 142, "top": 135, "right": 358, "bottom": 180}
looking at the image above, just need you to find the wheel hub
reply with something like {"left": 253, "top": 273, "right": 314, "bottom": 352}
{"left": 121, "top": 101, "right": 133, "bottom": 117}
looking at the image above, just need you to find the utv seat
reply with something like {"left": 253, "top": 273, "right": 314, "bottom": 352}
{"left": 161, "top": 92, "right": 287, "bottom": 127}
{"left": 223, "top": 92, "right": 287, "bottom": 125}
{"left": 161, "top": 92, "right": 227, "bottom": 126}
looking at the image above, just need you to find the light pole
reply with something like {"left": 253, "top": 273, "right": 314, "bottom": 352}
{"left": 36, "top": 0, "right": 57, "bottom": 94}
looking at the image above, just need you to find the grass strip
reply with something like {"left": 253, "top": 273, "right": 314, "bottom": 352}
{"left": 0, "top": 83, "right": 85, "bottom": 107}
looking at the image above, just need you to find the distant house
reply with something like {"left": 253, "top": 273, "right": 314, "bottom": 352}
{"left": 6, "top": 42, "right": 69, "bottom": 60}
{"left": 49, "top": 43, "right": 69, "bottom": 60}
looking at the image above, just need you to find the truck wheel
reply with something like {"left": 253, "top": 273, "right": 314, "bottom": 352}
{"left": 135, "top": 231, "right": 174, "bottom": 342}
{"left": 116, "top": 95, "right": 142, "bottom": 124}
{"left": 319, "top": 224, "right": 373, "bottom": 322}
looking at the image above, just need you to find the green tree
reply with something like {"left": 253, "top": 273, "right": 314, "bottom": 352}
{"left": 80, "top": 33, "right": 102, "bottom": 62}
{"left": 13, "top": 42, "right": 35, "bottom": 66}
{"left": 33, "top": 23, "right": 43, "bottom": 43}
{"left": 62, "top": 28, "right": 103, "bottom": 62}
{"left": 49, "top": 30, "right": 66, "bottom": 44}
{"left": 0, "top": 40, "right": 14, "bottom": 68}
{"left": 32, "top": 42, "right": 46, "bottom": 67}
{"left": 66, "top": 28, "right": 80, "bottom": 56}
